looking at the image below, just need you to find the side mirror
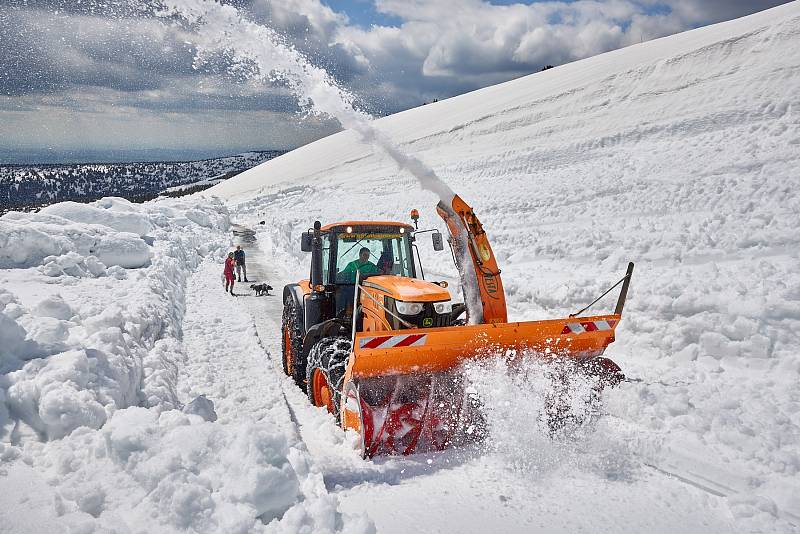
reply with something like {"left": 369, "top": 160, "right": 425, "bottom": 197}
{"left": 432, "top": 232, "right": 444, "bottom": 251}
{"left": 300, "top": 232, "right": 313, "bottom": 252}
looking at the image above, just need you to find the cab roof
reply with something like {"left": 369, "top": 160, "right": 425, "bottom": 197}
{"left": 320, "top": 221, "right": 414, "bottom": 232}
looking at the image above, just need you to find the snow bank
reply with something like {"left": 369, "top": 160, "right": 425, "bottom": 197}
{"left": 0, "top": 197, "right": 369, "bottom": 532}
{"left": 41, "top": 198, "right": 155, "bottom": 236}
{"left": 0, "top": 197, "right": 230, "bottom": 441}
{"left": 21, "top": 408, "right": 302, "bottom": 531}
{"left": 0, "top": 220, "right": 67, "bottom": 269}
{"left": 0, "top": 212, "right": 152, "bottom": 270}
{"left": 0, "top": 251, "right": 371, "bottom": 532}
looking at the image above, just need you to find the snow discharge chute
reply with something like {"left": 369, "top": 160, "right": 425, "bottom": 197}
{"left": 283, "top": 194, "right": 633, "bottom": 458}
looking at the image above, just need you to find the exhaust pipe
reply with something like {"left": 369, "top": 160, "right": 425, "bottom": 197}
{"left": 306, "top": 221, "right": 325, "bottom": 331}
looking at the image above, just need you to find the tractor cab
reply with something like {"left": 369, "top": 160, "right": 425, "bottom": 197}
{"left": 299, "top": 220, "right": 451, "bottom": 328}
{"left": 282, "top": 218, "right": 452, "bottom": 389}
{"left": 329, "top": 223, "right": 416, "bottom": 281}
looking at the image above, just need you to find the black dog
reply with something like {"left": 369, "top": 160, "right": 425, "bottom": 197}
{"left": 250, "top": 283, "right": 273, "bottom": 296}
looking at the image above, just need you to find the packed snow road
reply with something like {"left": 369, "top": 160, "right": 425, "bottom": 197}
{"left": 235, "top": 227, "right": 742, "bottom": 534}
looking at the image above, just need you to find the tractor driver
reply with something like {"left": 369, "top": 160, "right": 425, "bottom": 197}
{"left": 342, "top": 246, "right": 378, "bottom": 281}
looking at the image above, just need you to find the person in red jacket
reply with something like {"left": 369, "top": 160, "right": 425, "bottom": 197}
{"left": 224, "top": 252, "right": 236, "bottom": 295}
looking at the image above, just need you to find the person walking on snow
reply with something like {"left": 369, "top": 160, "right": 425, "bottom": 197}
{"left": 224, "top": 252, "right": 236, "bottom": 295}
{"left": 234, "top": 245, "right": 249, "bottom": 282}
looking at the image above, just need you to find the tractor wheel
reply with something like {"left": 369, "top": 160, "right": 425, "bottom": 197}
{"left": 306, "top": 336, "right": 352, "bottom": 422}
{"left": 281, "top": 295, "right": 305, "bottom": 389}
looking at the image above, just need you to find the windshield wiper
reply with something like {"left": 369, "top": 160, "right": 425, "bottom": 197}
{"left": 340, "top": 231, "right": 382, "bottom": 260}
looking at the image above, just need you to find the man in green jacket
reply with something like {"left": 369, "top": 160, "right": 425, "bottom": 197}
{"left": 341, "top": 247, "right": 377, "bottom": 281}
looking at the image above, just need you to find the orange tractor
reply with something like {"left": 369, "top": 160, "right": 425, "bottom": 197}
{"left": 281, "top": 194, "right": 633, "bottom": 458}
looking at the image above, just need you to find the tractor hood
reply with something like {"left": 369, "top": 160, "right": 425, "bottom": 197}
{"left": 362, "top": 276, "right": 450, "bottom": 302}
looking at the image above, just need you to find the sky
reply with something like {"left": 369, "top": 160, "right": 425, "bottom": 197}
{"left": 0, "top": 0, "right": 792, "bottom": 164}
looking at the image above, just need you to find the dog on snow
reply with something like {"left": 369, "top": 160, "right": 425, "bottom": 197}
{"left": 250, "top": 283, "right": 273, "bottom": 296}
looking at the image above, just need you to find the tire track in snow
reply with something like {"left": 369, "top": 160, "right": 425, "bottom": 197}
{"left": 237, "top": 235, "right": 368, "bottom": 468}
{"left": 179, "top": 242, "right": 366, "bottom": 532}
{"left": 642, "top": 463, "right": 800, "bottom": 527}
{"left": 605, "top": 412, "right": 800, "bottom": 528}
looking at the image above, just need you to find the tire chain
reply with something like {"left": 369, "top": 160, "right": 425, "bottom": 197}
{"left": 306, "top": 337, "right": 352, "bottom": 421}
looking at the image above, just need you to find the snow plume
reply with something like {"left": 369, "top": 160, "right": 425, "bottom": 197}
{"left": 155, "top": 0, "right": 486, "bottom": 316}
{"left": 158, "top": 0, "right": 455, "bottom": 199}
{"left": 464, "top": 353, "right": 635, "bottom": 479}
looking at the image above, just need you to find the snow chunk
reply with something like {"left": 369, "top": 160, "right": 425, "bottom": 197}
{"left": 0, "top": 220, "right": 66, "bottom": 269}
{"left": 185, "top": 209, "right": 213, "bottom": 228}
{"left": 182, "top": 394, "right": 217, "bottom": 422}
{"left": 7, "top": 350, "right": 109, "bottom": 439}
{"left": 102, "top": 406, "right": 159, "bottom": 461}
{"left": 217, "top": 424, "right": 300, "bottom": 523}
{"left": 0, "top": 290, "right": 41, "bottom": 373}
{"left": 40, "top": 251, "right": 110, "bottom": 277}
{"left": 91, "top": 233, "right": 151, "bottom": 269}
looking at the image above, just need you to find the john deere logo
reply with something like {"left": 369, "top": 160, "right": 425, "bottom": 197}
{"left": 484, "top": 274, "right": 498, "bottom": 295}
{"left": 479, "top": 244, "right": 491, "bottom": 261}
{"left": 422, "top": 317, "right": 434, "bottom": 327}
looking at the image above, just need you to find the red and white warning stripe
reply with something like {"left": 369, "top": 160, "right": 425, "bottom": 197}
{"left": 561, "top": 319, "right": 617, "bottom": 335}
{"left": 358, "top": 333, "right": 428, "bottom": 349}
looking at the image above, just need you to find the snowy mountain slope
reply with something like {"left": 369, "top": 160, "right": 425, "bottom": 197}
{"left": 209, "top": 2, "right": 800, "bottom": 530}
{"left": 209, "top": 2, "right": 800, "bottom": 202}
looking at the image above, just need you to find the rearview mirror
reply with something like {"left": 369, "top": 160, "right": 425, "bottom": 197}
{"left": 432, "top": 232, "right": 444, "bottom": 251}
{"left": 300, "top": 232, "right": 313, "bottom": 252}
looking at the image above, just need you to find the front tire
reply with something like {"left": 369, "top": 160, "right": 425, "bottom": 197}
{"left": 306, "top": 337, "right": 352, "bottom": 422}
{"left": 281, "top": 295, "right": 305, "bottom": 389}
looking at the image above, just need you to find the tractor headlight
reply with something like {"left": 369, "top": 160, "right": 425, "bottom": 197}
{"left": 395, "top": 301, "right": 424, "bottom": 315}
{"left": 433, "top": 300, "right": 452, "bottom": 314}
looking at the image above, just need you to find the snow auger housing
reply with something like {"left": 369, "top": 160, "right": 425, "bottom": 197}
{"left": 281, "top": 194, "right": 633, "bottom": 458}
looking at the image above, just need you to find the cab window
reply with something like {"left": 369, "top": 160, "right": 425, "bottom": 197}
{"left": 321, "top": 233, "right": 331, "bottom": 285}
{"left": 334, "top": 230, "right": 415, "bottom": 282}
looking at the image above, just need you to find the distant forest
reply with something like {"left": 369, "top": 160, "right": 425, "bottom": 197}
{"left": 0, "top": 151, "right": 285, "bottom": 214}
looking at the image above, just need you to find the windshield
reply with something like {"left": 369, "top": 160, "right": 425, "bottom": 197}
{"left": 332, "top": 230, "right": 415, "bottom": 283}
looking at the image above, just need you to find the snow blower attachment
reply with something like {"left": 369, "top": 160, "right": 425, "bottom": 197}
{"left": 282, "top": 195, "right": 633, "bottom": 458}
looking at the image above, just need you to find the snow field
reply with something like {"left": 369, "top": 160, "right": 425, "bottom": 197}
{"left": 212, "top": 3, "right": 800, "bottom": 531}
